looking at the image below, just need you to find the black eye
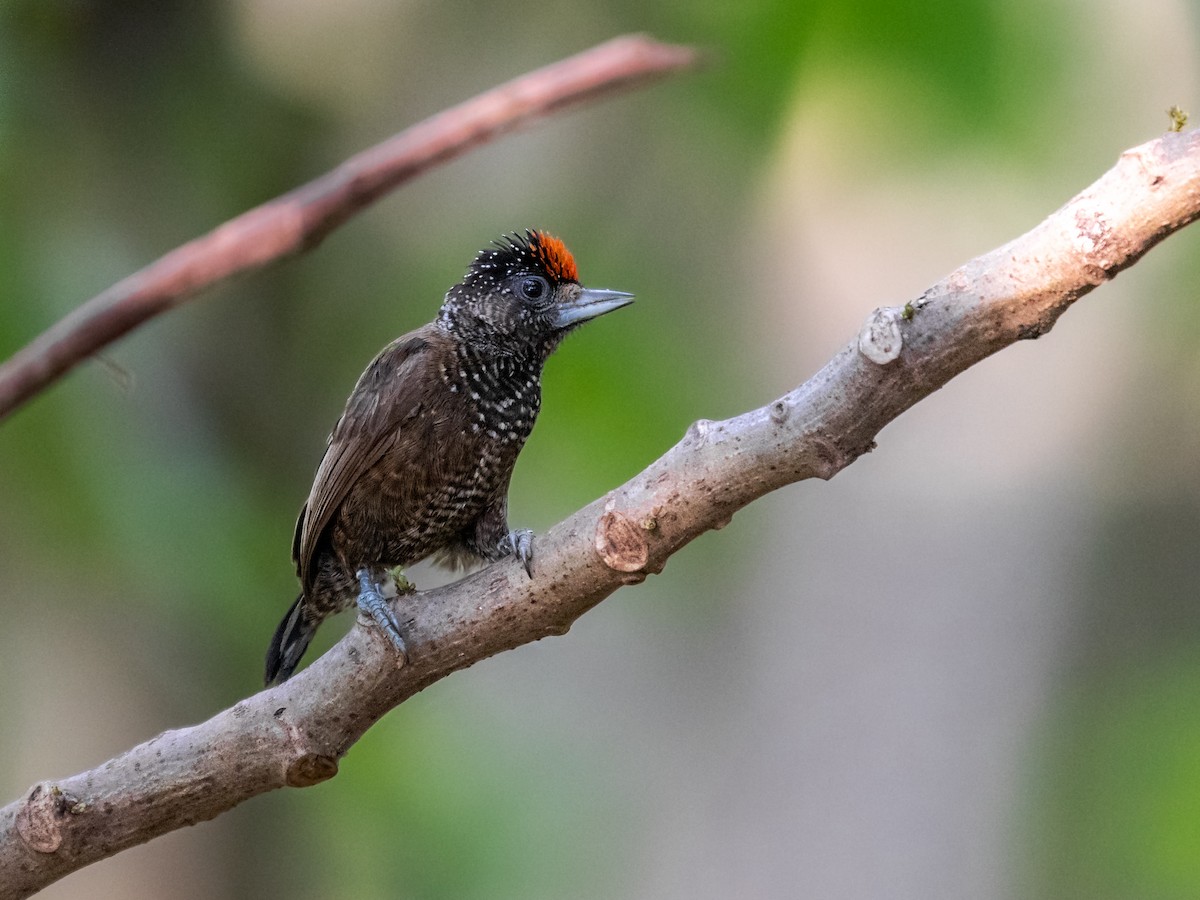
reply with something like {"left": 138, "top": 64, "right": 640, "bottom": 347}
{"left": 517, "top": 276, "right": 548, "bottom": 302}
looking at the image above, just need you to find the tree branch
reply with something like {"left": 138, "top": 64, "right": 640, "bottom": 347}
{"left": 2, "top": 130, "right": 1197, "bottom": 898}
{"left": 0, "top": 34, "right": 697, "bottom": 421}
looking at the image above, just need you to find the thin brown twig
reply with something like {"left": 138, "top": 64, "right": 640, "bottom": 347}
{"left": 0, "top": 34, "right": 697, "bottom": 421}
{"left": 2, "top": 129, "right": 1198, "bottom": 899}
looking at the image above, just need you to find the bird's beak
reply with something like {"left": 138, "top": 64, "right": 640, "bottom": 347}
{"left": 552, "top": 287, "right": 635, "bottom": 330}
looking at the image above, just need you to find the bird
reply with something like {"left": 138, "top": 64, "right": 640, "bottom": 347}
{"left": 264, "top": 230, "right": 634, "bottom": 685}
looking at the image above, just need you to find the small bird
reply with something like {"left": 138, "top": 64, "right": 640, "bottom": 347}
{"left": 265, "top": 230, "right": 633, "bottom": 684}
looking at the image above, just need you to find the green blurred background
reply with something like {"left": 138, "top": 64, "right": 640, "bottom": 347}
{"left": 2, "top": 1, "right": 1199, "bottom": 898}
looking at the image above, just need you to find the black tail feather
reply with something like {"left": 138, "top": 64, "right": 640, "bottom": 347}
{"left": 265, "top": 594, "right": 317, "bottom": 686}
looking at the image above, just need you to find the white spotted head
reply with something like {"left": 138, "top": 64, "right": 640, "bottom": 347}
{"left": 438, "top": 230, "right": 633, "bottom": 359}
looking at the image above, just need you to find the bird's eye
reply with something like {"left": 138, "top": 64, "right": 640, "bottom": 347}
{"left": 517, "top": 276, "right": 548, "bottom": 302}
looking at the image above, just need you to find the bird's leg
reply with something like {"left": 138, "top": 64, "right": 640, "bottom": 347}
{"left": 356, "top": 568, "right": 409, "bottom": 666}
{"left": 470, "top": 498, "right": 534, "bottom": 578}
{"left": 501, "top": 529, "right": 534, "bottom": 578}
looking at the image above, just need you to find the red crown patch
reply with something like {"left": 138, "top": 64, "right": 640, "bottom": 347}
{"left": 528, "top": 231, "right": 579, "bottom": 284}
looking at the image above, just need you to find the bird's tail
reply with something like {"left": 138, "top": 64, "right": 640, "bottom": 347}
{"left": 265, "top": 594, "right": 318, "bottom": 686}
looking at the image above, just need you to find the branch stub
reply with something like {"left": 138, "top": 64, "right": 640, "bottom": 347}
{"left": 15, "top": 784, "right": 67, "bottom": 854}
{"left": 595, "top": 510, "right": 650, "bottom": 572}
{"left": 858, "top": 307, "right": 904, "bottom": 365}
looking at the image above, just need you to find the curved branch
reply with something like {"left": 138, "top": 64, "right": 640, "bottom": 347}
{"left": 0, "top": 34, "right": 697, "bottom": 421}
{"left": 2, "top": 130, "right": 1198, "bottom": 899}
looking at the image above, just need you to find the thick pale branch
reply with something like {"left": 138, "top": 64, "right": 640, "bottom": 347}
{"left": 0, "top": 34, "right": 696, "bottom": 421}
{"left": 2, "top": 130, "right": 1198, "bottom": 899}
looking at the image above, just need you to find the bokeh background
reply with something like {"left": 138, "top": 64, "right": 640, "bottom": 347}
{"left": 2, "top": 1, "right": 1199, "bottom": 897}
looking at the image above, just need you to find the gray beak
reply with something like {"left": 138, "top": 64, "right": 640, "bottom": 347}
{"left": 552, "top": 287, "right": 635, "bottom": 330}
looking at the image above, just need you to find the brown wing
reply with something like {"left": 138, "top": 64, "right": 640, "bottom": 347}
{"left": 293, "top": 327, "right": 443, "bottom": 595}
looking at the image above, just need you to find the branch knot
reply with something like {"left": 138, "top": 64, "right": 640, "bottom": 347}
{"left": 285, "top": 754, "right": 340, "bottom": 788}
{"left": 15, "top": 783, "right": 80, "bottom": 854}
{"left": 858, "top": 307, "right": 905, "bottom": 365}
{"left": 595, "top": 510, "right": 650, "bottom": 573}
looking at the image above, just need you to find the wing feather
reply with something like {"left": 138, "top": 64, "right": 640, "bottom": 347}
{"left": 293, "top": 328, "right": 442, "bottom": 594}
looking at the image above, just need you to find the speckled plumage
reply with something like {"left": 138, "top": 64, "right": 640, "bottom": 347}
{"left": 264, "top": 231, "right": 633, "bottom": 684}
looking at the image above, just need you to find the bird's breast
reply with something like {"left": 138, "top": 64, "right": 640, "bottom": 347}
{"left": 331, "top": 360, "right": 542, "bottom": 565}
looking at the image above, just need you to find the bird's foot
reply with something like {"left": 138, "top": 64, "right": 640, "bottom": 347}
{"left": 501, "top": 529, "right": 534, "bottom": 578}
{"left": 356, "top": 568, "right": 409, "bottom": 667}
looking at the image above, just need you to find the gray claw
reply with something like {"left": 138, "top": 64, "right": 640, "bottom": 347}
{"left": 356, "top": 569, "right": 409, "bottom": 666}
{"left": 503, "top": 529, "right": 534, "bottom": 578}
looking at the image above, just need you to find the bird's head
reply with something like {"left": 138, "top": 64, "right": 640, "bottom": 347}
{"left": 439, "top": 230, "right": 633, "bottom": 357}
